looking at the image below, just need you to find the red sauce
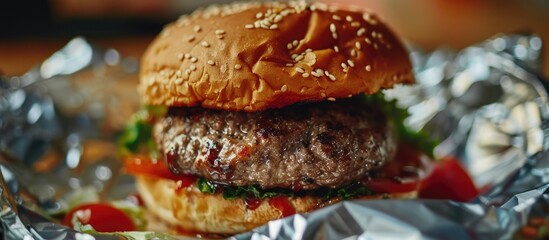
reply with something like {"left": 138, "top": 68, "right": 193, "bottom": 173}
{"left": 244, "top": 196, "right": 262, "bottom": 210}
{"left": 205, "top": 142, "right": 221, "bottom": 164}
{"left": 204, "top": 141, "right": 236, "bottom": 179}
{"left": 237, "top": 146, "right": 250, "bottom": 159}
{"left": 166, "top": 146, "right": 182, "bottom": 174}
{"left": 268, "top": 196, "right": 296, "bottom": 218}
{"left": 291, "top": 182, "right": 303, "bottom": 192}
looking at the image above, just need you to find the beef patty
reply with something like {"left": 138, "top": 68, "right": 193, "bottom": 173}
{"left": 154, "top": 98, "right": 396, "bottom": 190}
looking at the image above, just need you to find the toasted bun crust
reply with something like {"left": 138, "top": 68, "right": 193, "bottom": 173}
{"left": 140, "top": 1, "right": 414, "bottom": 111}
{"left": 136, "top": 175, "right": 417, "bottom": 235}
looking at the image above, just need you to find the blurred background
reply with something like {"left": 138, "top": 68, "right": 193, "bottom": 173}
{"left": 1, "top": 0, "right": 548, "bottom": 77}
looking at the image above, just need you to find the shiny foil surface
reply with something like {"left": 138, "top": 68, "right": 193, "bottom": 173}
{"left": 1, "top": 35, "right": 548, "bottom": 240}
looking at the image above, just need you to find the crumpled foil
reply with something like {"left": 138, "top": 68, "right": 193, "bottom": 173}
{"left": 1, "top": 34, "right": 548, "bottom": 240}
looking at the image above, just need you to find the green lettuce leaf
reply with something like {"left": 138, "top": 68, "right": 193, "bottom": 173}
{"left": 197, "top": 178, "right": 216, "bottom": 194}
{"left": 118, "top": 106, "right": 167, "bottom": 158}
{"left": 362, "top": 93, "right": 437, "bottom": 158}
{"left": 335, "top": 183, "right": 372, "bottom": 200}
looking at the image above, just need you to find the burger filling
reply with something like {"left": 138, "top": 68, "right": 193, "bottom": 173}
{"left": 119, "top": 94, "right": 435, "bottom": 201}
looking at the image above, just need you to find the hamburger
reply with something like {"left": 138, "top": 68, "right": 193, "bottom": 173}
{"left": 120, "top": 0, "right": 428, "bottom": 235}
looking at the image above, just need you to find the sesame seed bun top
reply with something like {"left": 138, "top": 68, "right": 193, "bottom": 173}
{"left": 139, "top": 1, "right": 414, "bottom": 111}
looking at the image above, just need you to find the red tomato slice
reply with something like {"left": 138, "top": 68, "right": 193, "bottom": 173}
{"left": 124, "top": 156, "right": 197, "bottom": 187}
{"left": 419, "top": 157, "right": 478, "bottom": 202}
{"left": 63, "top": 203, "right": 135, "bottom": 232}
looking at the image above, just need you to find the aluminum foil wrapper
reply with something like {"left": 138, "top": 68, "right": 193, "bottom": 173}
{"left": 1, "top": 35, "right": 548, "bottom": 240}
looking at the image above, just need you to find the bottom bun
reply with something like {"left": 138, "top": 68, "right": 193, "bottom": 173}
{"left": 136, "top": 175, "right": 417, "bottom": 235}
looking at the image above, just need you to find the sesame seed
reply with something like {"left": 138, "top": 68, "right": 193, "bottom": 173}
{"left": 316, "top": 69, "right": 324, "bottom": 76}
{"left": 374, "top": 43, "right": 379, "bottom": 49}
{"left": 293, "top": 40, "right": 299, "bottom": 46}
{"left": 174, "top": 78, "right": 183, "bottom": 84}
{"left": 347, "top": 59, "right": 355, "bottom": 67}
{"left": 234, "top": 64, "right": 242, "bottom": 70}
{"left": 351, "top": 22, "right": 360, "bottom": 27}
{"left": 341, "top": 63, "right": 348, "bottom": 69}
{"left": 332, "top": 15, "right": 341, "bottom": 21}
{"left": 177, "top": 53, "right": 184, "bottom": 60}
{"left": 287, "top": 43, "right": 293, "bottom": 49}
{"left": 190, "top": 64, "right": 197, "bottom": 71}
{"left": 256, "top": 12, "right": 263, "bottom": 19}
{"left": 363, "top": 13, "right": 371, "bottom": 21}
{"left": 184, "top": 53, "right": 191, "bottom": 59}
{"left": 357, "top": 28, "right": 366, "bottom": 37}
{"left": 194, "top": 25, "right": 201, "bottom": 32}
{"left": 254, "top": 22, "right": 261, "bottom": 28}
{"left": 327, "top": 97, "right": 336, "bottom": 101}
{"left": 281, "top": 84, "right": 288, "bottom": 92}
{"left": 187, "top": 35, "right": 195, "bottom": 42}
{"left": 286, "top": 63, "right": 294, "bottom": 67}
{"left": 296, "top": 67, "right": 305, "bottom": 73}
{"left": 269, "top": 24, "right": 278, "bottom": 29}
{"left": 329, "top": 23, "right": 336, "bottom": 33}
{"left": 311, "top": 71, "right": 321, "bottom": 77}
{"left": 215, "top": 29, "right": 225, "bottom": 35}
{"left": 334, "top": 46, "right": 340, "bottom": 52}
{"left": 190, "top": 57, "right": 197, "bottom": 63}
{"left": 351, "top": 49, "right": 357, "bottom": 57}
{"left": 291, "top": 54, "right": 298, "bottom": 60}
{"left": 274, "top": 15, "right": 283, "bottom": 23}
{"left": 365, "top": 65, "right": 372, "bottom": 71}
{"left": 245, "top": 24, "right": 254, "bottom": 29}
{"left": 348, "top": 94, "right": 353, "bottom": 98}
{"left": 355, "top": 42, "right": 362, "bottom": 49}
{"left": 207, "top": 60, "right": 215, "bottom": 65}
{"left": 302, "top": 73, "right": 310, "bottom": 78}
{"left": 216, "top": 35, "right": 224, "bottom": 39}
{"left": 295, "top": 55, "right": 304, "bottom": 61}
{"left": 306, "top": 48, "right": 312, "bottom": 52}
{"left": 328, "top": 74, "right": 336, "bottom": 81}
{"left": 343, "top": 68, "right": 348, "bottom": 73}
{"left": 346, "top": 16, "right": 353, "bottom": 22}
{"left": 324, "top": 70, "right": 330, "bottom": 76}
{"left": 201, "top": 41, "right": 210, "bottom": 47}
{"left": 364, "top": 38, "right": 372, "bottom": 44}
{"left": 321, "top": 92, "right": 327, "bottom": 97}
{"left": 332, "top": 33, "right": 338, "bottom": 39}
{"left": 185, "top": 69, "right": 191, "bottom": 75}
{"left": 176, "top": 70, "right": 182, "bottom": 77}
